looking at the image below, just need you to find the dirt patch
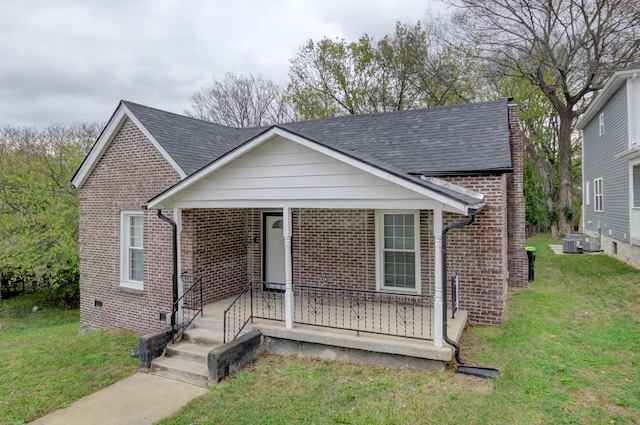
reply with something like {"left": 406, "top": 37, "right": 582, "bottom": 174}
{"left": 104, "top": 328, "right": 136, "bottom": 337}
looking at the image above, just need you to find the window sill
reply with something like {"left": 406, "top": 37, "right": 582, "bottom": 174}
{"left": 379, "top": 286, "right": 420, "bottom": 295}
{"left": 119, "top": 283, "right": 144, "bottom": 294}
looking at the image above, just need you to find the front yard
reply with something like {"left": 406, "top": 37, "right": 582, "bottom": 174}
{"left": 158, "top": 234, "right": 640, "bottom": 424}
{"left": 1, "top": 234, "right": 639, "bottom": 424}
{"left": 0, "top": 294, "right": 139, "bottom": 425}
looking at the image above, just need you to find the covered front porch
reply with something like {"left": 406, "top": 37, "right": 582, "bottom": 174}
{"left": 149, "top": 127, "right": 485, "bottom": 359}
{"left": 203, "top": 284, "right": 468, "bottom": 365}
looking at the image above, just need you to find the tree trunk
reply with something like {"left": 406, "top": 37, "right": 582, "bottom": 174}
{"left": 557, "top": 109, "right": 575, "bottom": 236}
{"left": 523, "top": 134, "right": 558, "bottom": 237}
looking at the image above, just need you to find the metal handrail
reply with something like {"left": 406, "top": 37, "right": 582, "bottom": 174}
{"left": 172, "top": 274, "right": 203, "bottom": 343}
{"left": 223, "top": 281, "right": 253, "bottom": 343}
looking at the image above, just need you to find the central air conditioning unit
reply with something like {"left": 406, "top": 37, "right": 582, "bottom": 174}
{"left": 565, "top": 233, "right": 591, "bottom": 252}
{"left": 563, "top": 238, "right": 580, "bottom": 253}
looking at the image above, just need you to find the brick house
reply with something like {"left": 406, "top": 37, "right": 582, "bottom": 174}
{"left": 72, "top": 98, "right": 527, "bottom": 362}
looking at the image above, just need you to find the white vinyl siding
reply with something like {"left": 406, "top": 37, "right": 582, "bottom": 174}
{"left": 376, "top": 211, "right": 420, "bottom": 292}
{"left": 594, "top": 178, "right": 603, "bottom": 212}
{"left": 170, "top": 136, "right": 457, "bottom": 212}
{"left": 121, "top": 212, "right": 144, "bottom": 289}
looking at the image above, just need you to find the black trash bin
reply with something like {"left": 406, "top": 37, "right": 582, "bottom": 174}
{"left": 526, "top": 246, "right": 536, "bottom": 282}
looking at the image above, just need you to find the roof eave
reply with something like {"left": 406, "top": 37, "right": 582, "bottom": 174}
{"left": 576, "top": 68, "right": 639, "bottom": 130}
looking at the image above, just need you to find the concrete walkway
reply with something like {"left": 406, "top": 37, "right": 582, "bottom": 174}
{"left": 29, "top": 373, "right": 208, "bottom": 425}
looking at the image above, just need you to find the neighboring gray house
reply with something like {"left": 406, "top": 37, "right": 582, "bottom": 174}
{"left": 576, "top": 61, "right": 640, "bottom": 269}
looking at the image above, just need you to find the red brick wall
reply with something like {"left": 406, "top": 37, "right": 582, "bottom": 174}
{"left": 181, "top": 209, "right": 249, "bottom": 304}
{"left": 243, "top": 206, "right": 511, "bottom": 323}
{"left": 507, "top": 104, "right": 528, "bottom": 288}
{"left": 78, "top": 118, "right": 181, "bottom": 334}
{"left": 291, "top": 209, "right": 376, "bottom": 289}
{"left": 442, "top": 176, "right": 509, "bottom": 325}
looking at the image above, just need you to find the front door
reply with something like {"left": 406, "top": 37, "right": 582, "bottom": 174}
{"left": 263, "top": 213, "right": 285, "bottom": 289}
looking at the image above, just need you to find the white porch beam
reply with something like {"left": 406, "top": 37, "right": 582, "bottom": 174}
{"left": 283, "top": 206, "right": 294, "bottom": 329}
{"left": 433, "top": 207, "right": 444, "bottom": 349}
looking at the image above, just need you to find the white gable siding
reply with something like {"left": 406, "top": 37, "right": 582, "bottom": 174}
{"left": 172, "top": 136, "right": 440, "bottom": 209}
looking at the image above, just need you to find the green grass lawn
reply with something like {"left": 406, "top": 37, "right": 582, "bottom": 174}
{"left": 157, "top": 235, "right": 640, "bottom": 425}
{"left": 0, "top": 293, "right": 139, "bottom": 425}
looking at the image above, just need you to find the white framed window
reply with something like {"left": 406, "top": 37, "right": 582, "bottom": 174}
{"left": 376, "top": 211, "right": 421, "bottom": 293}
{"left": 633, "top": 165, "right": 640, "bottom": 208}
{"left": 594, "top": 178, "right": 603, "bottom": 212}
{"left": 585, "top": 180, "right": 590, "bottom": 206}
{"left": 120, "top": 211, "right": 144, "bottom": 289}
{"left": 599, "top": 113, "right": 604, "bottom": 136}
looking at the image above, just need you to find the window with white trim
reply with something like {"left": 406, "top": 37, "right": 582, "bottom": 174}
{"left": 599, "top": 113, "right": 604, "bottom": 136}
{"left": 594, "top": 178, "right": 603, "bottom": 212}
{"left": 121, "top": 211, "right": 144, "bottom": 289}
{"left": 376, "top": 211, "right": 420, "bottom": 292}
{"left": 633, "top": 165, "right": 640, "bottom": 208}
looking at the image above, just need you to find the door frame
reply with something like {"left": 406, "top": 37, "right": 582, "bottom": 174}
{"left": 262, "top": 212, "right": 286, "bottom": 289}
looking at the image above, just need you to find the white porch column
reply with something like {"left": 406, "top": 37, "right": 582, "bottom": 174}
{"left": 283, "top": 206, "right": 294, "bottom": 329}
{"left": 433, "top": 207, "right": 444, "bottom": 348}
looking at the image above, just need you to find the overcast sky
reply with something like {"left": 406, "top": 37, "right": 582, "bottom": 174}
{"left": 1, "top": 0, "right": 449, "bottom": 127}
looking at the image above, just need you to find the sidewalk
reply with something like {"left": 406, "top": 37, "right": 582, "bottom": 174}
{"left": 29, "top": 373, "right": 208, "bottom": 425}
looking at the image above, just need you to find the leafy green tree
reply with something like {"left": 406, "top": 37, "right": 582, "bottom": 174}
{"left": 0, "top": 123, "right": 99, "bottom": 304}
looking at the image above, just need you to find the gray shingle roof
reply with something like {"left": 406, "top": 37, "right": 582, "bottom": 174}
{"left": 280, "top": 99, "right": 512, "bottom": 175}
{"left": 123, "top": 101, "right": 266, "bottom": 175}
{"left": 125, "top": 98, "right": 512, "bottom": 177}
{"left": 123, "top": 99, "right": 513, "bottom": 207}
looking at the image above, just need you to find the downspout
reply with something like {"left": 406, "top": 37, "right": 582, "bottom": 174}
{"left": 442, "top": 211, "right": 476, "bottom": 366}
{"left": 157, "top": 209, "right": 178, "bottom": 330}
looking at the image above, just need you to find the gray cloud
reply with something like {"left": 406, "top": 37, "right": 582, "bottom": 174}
{"left": 0, "top": 0, "right": 443, "bottom": 127}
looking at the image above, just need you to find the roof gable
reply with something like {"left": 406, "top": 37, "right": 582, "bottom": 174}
{"left": 71, "top": 102, "right": 186, "bottom": 189}
{"left": 148, "top": 127, "right": 484, "bottom": 214}
{"left": 576, "top": 62, "right": 640, "bottom": 130}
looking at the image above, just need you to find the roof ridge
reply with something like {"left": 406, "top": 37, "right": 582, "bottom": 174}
{"left": 121, "top": 100, "right": 241, "bottom": 131}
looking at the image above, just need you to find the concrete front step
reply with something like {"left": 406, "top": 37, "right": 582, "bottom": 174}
{"left": 166, "top": 342, "right": 212, "bottom": 363}
{"left": 182, "top": 327, "right": 222, "bottom": 346}
{"left": 152, "top": 356, "right": 210, "bottom": 388}
{"left": 192, "top": 316, "right": 224, "bottom": 332}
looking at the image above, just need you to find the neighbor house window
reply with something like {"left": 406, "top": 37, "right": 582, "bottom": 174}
{"left": 585, "top": 181, "right": 590, "bottom": 206}
{"left": 121, "top": 211, "right": 144, "bottom": 289}
{"left": 376, "top": 211, "right": 421, "bottom": 292}
{"left": 599, "top": 113, "right": 604, "bottom": 136}
{"left": 594, "top": 178, "right": 603, "bottom": 212}
{"left": 633, "top": 165, "right": 640, "bottom": 208}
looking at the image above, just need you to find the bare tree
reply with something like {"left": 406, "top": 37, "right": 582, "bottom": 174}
{"left": 444, "top": 0, "right": 640, "bottom": 235}
{"left": 186, "top": 73, "right": 293, "bottom": 127}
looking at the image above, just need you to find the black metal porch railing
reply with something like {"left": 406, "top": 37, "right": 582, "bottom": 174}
{"left": 292, "top": 284, "right": 434, "bottom": 340}
{"left": 222, "top": 282, "right": 435, "bottom": 343}
{"left": 223, "top": 281, "right": 253, "bottom": 343}
{"left": 172, "top": 274, "right": 203, "bottom": 343}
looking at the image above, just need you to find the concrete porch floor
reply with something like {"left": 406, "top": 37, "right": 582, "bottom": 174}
{"left": 199, "top": 294, "right": 468, "bottom": 365}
